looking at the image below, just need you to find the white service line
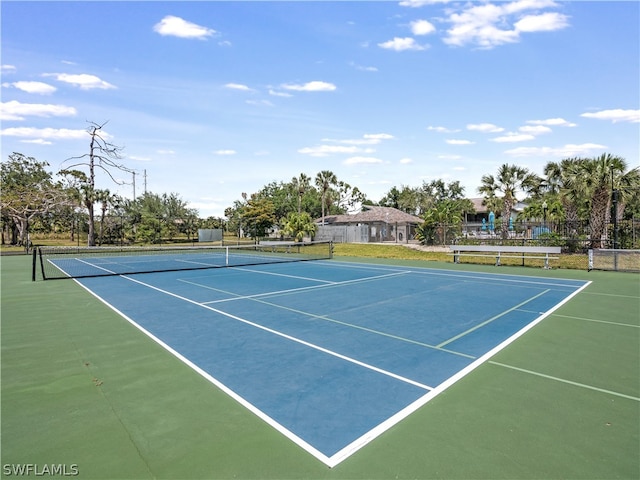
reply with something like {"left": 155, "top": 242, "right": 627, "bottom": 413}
{"left": 123, "top": 274, "right": 433, "bottom": 391}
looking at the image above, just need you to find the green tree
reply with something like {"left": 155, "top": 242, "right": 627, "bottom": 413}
{"left": 281, "top": 211, "right": 317, "bottom": 242}
{"left": 241, "top": 196, "right": 276, "bottom": 238}
{"left": 118, "top": 192, "right": 196, "bottom": 244}
{"left": 543, "top": 157, "right": 590, "bottom": 237}
{"left": 379, "top": 186, "right": 401, "bottom": 209}
{"left": 315, "top": 170, "right": 337, "bottom": 224}
{"left": 415, "top": 199, "right": 465, "bottom": 245}
{"left": 0, "top": 153, "right": 69, "bottom": 248}
{"left": 479, "top": 164, "right": 539, "bottom": 239}
{"left": 291, "top": 173, "right": 311, "bottom": 214}
{"left": 565, "top": 154, "right": 637, "bottom": 248}
{"left": 224, "top": 194, "right": 248, "bottom": 237}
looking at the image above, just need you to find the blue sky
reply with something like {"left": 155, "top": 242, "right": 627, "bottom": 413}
{"left": 2, "top": 1, "right": 638, "bottom": 218}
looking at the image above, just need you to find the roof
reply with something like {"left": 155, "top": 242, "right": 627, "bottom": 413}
{"left": 469, "top": 198, "right": 488, "bottom": 213}
{"left": 469, "top": 198, "right": 526, "bottom": 214}
{"left": 318, "top": 206, "right": 423, "bottom": 225}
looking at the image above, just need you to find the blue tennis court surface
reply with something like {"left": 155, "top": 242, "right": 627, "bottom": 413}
{"left": 75, "top": 260, "right": 589, "bottom": 467}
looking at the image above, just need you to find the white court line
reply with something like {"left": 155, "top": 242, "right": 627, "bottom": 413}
{"left": 76, "top": 257, "right": 120, "bottom": 274}
{"left": 229, "top": 266, "right": 337, "bottom": 284}
{"left": 186, "top": 270, "right": 412, "bottom": 305}
{"left": 72, "top": 277, "right": 335, "bottom": 467}
{"left": 490, "top": 361, "right": 640, "bottom": 402}
{"left": 179, "top": 271, "right": 475, "bottom": 359}
{"left": 74, "top": 261, "right": 592, "bottom": 468}
{"left": 327, "top": 279, "right": 592, "bottom": 467}
{"left": 437, "top": 289, "right": 551, "bottom": 348}
{"left": 327, "top": 260, "right": 587, "bottom": 288}
{"left": 582, "top": 290, "right": 640, "bottom": 299}
{"left": 122, "top": 274, "right": 432, "bottom": 391}
{"left": 551, "top": 313, "right": 640, "bottom": 328}
{"left": 240, "top": 294, "right": 477, "bottom": 359}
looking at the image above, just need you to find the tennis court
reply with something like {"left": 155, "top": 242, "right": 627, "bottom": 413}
{"left": 2, "top": 251, "right": 638, "bottom": 478}
{"left": 47, "top": 248, "right": 588, "bottom": 466}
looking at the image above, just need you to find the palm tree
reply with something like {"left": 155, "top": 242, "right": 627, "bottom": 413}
{"left": 614, "top": 165, "right": 640, "bottom": 225}
{"left": 315, "top": 170, "right": 337, "bottom": 225}
{"left": 478, "top": 164, "right": 538, "bottom": 239}
{"left": 544, "top": 158, "right": 584, "bottom": 236}
{"left": 567, "top": 153, "right": 632, "bottom": 248}
{"left": 291, "top": 173, "right": 311, "bottom": 214}
{"left": 94, "top": 188, "right": 113, "bottom": 246}
{"left": 281, "top": 212, "right": 317, "bottom": 242}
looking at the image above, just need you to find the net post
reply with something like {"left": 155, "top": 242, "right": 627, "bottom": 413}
{"left": 225, "top": 246, "right": 229, "bottom": 266}
{"left": 31, "top": 247, "right": 37, "bottom": 281}
{"left": 38, "top": 247, "right": 47, "bottom": 280}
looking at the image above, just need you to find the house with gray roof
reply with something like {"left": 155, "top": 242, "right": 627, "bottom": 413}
{"left": 316, "top": 205, "right": 423, "bottom": 243}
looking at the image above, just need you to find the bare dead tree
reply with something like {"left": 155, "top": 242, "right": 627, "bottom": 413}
{"left": 62, "top": 121, "right": 134, "bottom": 246}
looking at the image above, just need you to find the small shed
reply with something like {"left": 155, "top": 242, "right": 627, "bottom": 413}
{"left": 316, "top": 206, "right": 423, "bottom": 243}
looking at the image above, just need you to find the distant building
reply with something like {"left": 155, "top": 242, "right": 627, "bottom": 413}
{"left": 316, "top": 205, "right": 423, "bottom": 243}
{"left": 464, "top": 198, "right": 525, "bottom": 223}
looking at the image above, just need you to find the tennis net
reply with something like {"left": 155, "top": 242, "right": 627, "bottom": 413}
{"left": 33, "top": 241, "right": 333, "bottom": 280}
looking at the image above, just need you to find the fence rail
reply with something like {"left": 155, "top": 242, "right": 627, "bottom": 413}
{"left": 453, "top": 218, "right": 640, "bottom": 252}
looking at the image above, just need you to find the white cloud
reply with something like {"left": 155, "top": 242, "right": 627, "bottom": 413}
{"left": 515, "top": 12, "right": 569, "bottom": 32}
{"left": 343, "top": 156, "right": 383, "bottom": 165}
{"left": 246, "top": 99, "right": 274, "bottom": 107}
{"left": 504, "top": 143, "right": 607, "bottom": 157}
{"left": 322, "top": 133, "right": 393, "bottom": 146}
{"left": 527, "top": 117, "right": 577, "bottom": 127}
{"left": 4, "top": 81, "right": 56, "bottom": 94}
{"left": 47, "top": 73, "right": 116, "bottom": 90}
{"left": 399, "top": 158, "right": 413, "bottom": 164}
{"left": 153, "top": 15, "right": 216, "bottom": 39}
{"left": 213, "top": 149, "right": 237, "bottom": 155}
{"left": 446, "top": 139, "right": 474, "bottom": 145}
{"left": 491, "top": 133, "right": 535, "bottom": 143}
{"left": 298, "top": 145, "right": 361, "bottom": 157}
{"left": 349, "top": 62, "right": 378, "bottom": 72}
{"left": 224, "top": 83, "right": 253, "bottom": 92}
{"left": 0, "top": 127, "right": 87, "bottom": 140}
{"left": 399, "top": 0, "right": 450, "bottom": 7}
{"left": 467, "top": 123, "right": 504, "bottom": 133}
{"left": 427, "top": 125, "right": 459, "bottom": 133}
{"left": 268, "top": 89, "right": 293, "bottom": 97}
{"left": 410, "top": 19, "right": 436, "bottom": 36}
{"left": 22, "top": 138, "right": 53, "bottom": 145}
{"left": 518, "top": 125, "right": 552, "bottom": 135}
{"left": 157, "top": 149, "right": 175, "bottom": 155}
{"left": 281, "top": 81, "right": 336, "bottom": 92}
{"left": 378, "top": 37, "right": 427, "bottom": 51}
{"left": 364, "top": 133, "right": 394, "bottom": 141}
{"left": 1, "top": 65, "right": 17, "bottom": 73}
{"left": 0, "top": 100, "right": 77, "bottom": 121}
{"left": 581, "top": 109, "right": 640, "bottom": 123}
{"left": 443, "top": 1, "right": 569, "bottom": 49}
